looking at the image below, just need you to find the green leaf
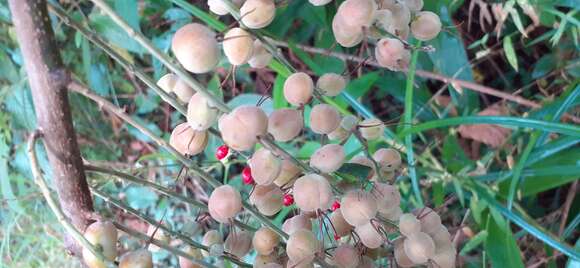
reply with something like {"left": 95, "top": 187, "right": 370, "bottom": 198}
{"left": 460, "top": 230, "right": 488, "bottom": 256}
{"left": 171, "top": 0, "right": 227, "bottom": 32}
{"left": 485, "top": 215, "right": 525, "bottom": 268}
{"left": 114, "top": 0, "right": 140, "bottom": 32}
{"left": 125, "top": 186, "right": 158, "bottom": 210}
{"left": 89, "top": 14, "right": 143, "bottom": 53}
{"left": 273, "top": 75, "right": 289, "bottom": 109}
{"left": 297, "top": 141, "right": 320, "bottom": 159}
{"left": 503, "top": 36, "right": 519, "bottom": 71}
{"left": 336, "top": 163, "right": 372, "bottom": 179}
{"left": 227, "top": 93, "right": 273, "bottom": 114}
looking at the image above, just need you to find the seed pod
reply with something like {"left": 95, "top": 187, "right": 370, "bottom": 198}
{"left": 170, "top": 123, "right": 208, "bottom": 156}
{"left": 411, "top": 11, "right": 442, "bottom": 41}
{"left": 82, "top": 221, "right": 118, "bottom": 268}
{"left": 202, "top": 230, "right": 223, "bottom": 257}
{"left": 208, "top": 185, "right": 242, "bottom": 223}
{"left": 208, "top": 0, "right": 243, "bottom": 15}
{"left": 273, "top": 158, "right": 301, "bottom": 187}
{"left": 156, "top": 73, "right": 178, "bottom": 94}
{"left": 309, "top": 144, "right": 345, "bottom": 173}
{"left": 330, "top": 209, "right": 354, "bottom": 237}
{"left": 240, "top": 0, "right": 276, "bottom": 29}
{"left": 403, "top": 232, "right": 435, "bottom": 264}
{"left": 377, "top": 0, "right": 397, "bottom": 9}
{"left": 354, "top": 222, "right": 383, "bottom": 249}
{"left": 253, "top": 253, "right": 279, "bottom": 268}
{"left": 382, "top": 206, "right": 402, "bottom": 221}
{"left": 398, "top": 213, "right": 421, "bottom": 237}
{"left": 372, "top": 183, "right": 401, "bottom": 214}
{"left": 286, "top": 259, "right": 314, "bottom": 268}
{"left": 119, "top": 249, "right": 153, "bottom": 268}
{"left": 340, "top": 190, "right": 378, "bottom": 226}
{"left": 283, "top": 72, "right": 313, "bottom": 106}
{"left": 293, "top": 174, "right": 334, "bottom": 212}
{"left": 412, "top": 207, "right": 442, "bottom": 235}
{"left": 375, "top": 38, "right": 410, "bottom": 71}
{"left": 309, "top": 0, "right": 332, "bottom": 6}
{"left": 179, "top": 245, "right": 204, "bottom": 268}
{"left": 268, "top": 108, "right": 303, "bottom": 142}
{"left": 286, "top": 229, "right": 320, "bottom": 263}
{"left": 394, "top": 238, "right": 414, "bottom": 267}
{"left": 374, "top": 9, "right": 393, "bottom": 32}
{"left": 327, "top": 126, "right": 350, "bottom": 141}
{"left": 146, "top": 225, "right": 170, "bottom": 252}
{"left": 333, "top": 244, "right": 359, "bottom": 268}
{"left": 253, "top": 227, "right": 280, "bottom": 255}
{"left": 225, "top": 230, "right": 252, "bottom": 258}
{"left": 317, "top": 73, "right": 346, "bottom": 97}
{"left": 249, "top": 40, "right": 273, "bottom": 68}
{"left": 282, "top": 214, "right": 312, "bottom": 234}
{"left": 218, "top": 105, "right": 268, "bottom": 151}
{"left": 431, "top": 248, "right": 457, "bottom": 268}
{"left": 250, "top": 184, "right": 284, "bottom": 216}
{"left": 249, "top": 148, "right": 282, "bottom": 185}
{"left": 309, "top": 104, "right": 341, "bottom": 134}
{"left": 373, "top": 148, "right": 402, "bottom": 172}
{"left": 223, "top": 27, "right": 254, "bottom": 65}
{"left": 172, "top": 23, "right": 219, "bottom": 73}
{"left": 430, "top": 224, "right": 453, "bottom": 250}
{"left": 358, "top": 118, "right": 385, "bottom": 140}
{"left": 336, "top": 0, "right": 377, "bottom": 28}
{"left": 390, "top": 3, "right": 411, "bottom": 27}
{"left": 187, "top": 93, "right": 218, "bottom": 131}
{"left": 332, "top": 14, "right": 364, "bottom": 48}
{"left": 403, "top": 0, "right": 423, "bottom": 11}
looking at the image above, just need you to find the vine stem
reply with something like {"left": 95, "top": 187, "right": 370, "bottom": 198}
{"left": 27, "top": 132, "right": 116, "bottom": 268}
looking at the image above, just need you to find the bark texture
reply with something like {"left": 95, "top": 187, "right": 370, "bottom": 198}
{"left": 8, "top": 0, "right": 93, "bottom": 257}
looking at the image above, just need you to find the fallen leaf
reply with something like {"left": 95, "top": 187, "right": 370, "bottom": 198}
{"left": 458, "top": 103, "right": 511, "bottom": 148}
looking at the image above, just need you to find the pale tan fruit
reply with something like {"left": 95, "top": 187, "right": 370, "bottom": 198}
{"left": 332, "top": 14, "right": 364, "bottom": 48}
{"left": 431, "top": 248, "right": 457, "bottom": 268}
{"left": 273, "top": 158, "right": 301, "bottom": 187}
{"left": 358, "top": 118, "right": 385, "bottom": 140}
{"left": 373, "top": 9, "right": 393, "bottom": 32}
{"left": 327, "top": 126, "right": 350, "bottom": 141}
{"left": 240, "top": 0, "right": 276, "bottom": 29}
{"left": 208, "top": 185, "right": 242, "bottom": 223}
{"left": 82, "top": 221, "right": 117, "bottom": 268}
{"left": 146, "top": 225, "right": 170, "bottom": 252}
{"left": 223, "top": 27, "right": 254, "bottom": 65}
{"left": 430, "top": 224, "right": 452, "bottom": 250}
{"left": 412, "top": 207, "right": 442, "bottom": 235}
{"left": 388, "top": 22, "right": 410, "bottom": 40}
{"left": 373, "top": 148, "right": 402, "bottom": 172}
{"left": 156, "top": 73, "right": 177, "bottom": 94}
{"left": 179, "top": 245, "right": 204, "bottom": 268}
{"left": 187, "top": 92, "right": 218, "bottom": 131}
{"left": 283, "top": 72, "right": 313, "bottom": 106}
{"left": 403, "top": 0, "right": 423, "bottom": 11}
{"left": 403, "top": 232, "right": 435, "bottom": 264}
{"left": 253, "top": 227, "right": 280, "bottom": 255}
{"left": 268, "top": 108, "right": 303, "bottom": 142}
{"left": 333, "top": 244, "right": 359, "bottom": 268}
{"left": 372, "top": 183, "right": 401, "bottom": 215}
{"left": 286, "top": 229, "right": 320, "bottom": 263}
{"left": 336, "top": 0, "right": 377, "bottom": 28}
{"left": 354, "top": 222, "right": 383, "bottom": 249}
{"left": 202, "top": 230, "right": 223, "bottom": 257}
{"left": 218, "top": 105, "right": 268, "bottom": 151}
{"left": 309, "top": 104, "right": 341, "bottom": 134}
{"left": 172, "top": 78, "right": 195, "bottom": 103}
{"left": 250, "top": 184, "right": 284, "bottom": 216}
{"left": 309, "top": 0, "right": 332, "bottom": 6}
{"left": 340, "top": 190, "right": 378, "bottom": 226}
{"left": 170, "top": 123, "right": 208, "bottom": 156}
{"left": 207, "top": 0, "right": 243, "bottom": 15}
{"left": 249, "top": 148, "right": 282, "bottom": 185}
{"left": 309, "top": 144, "right": 345, "bottom": 173}
{"left": 317, "top": 73, "right": 346, "bottom": 97}
{"left": 375, "top": 38, "right": 410, "bottom": 71}
{"left": 225, "top": 230, "right": 252, "bottom": 258}
{"left": 293, "top": 174, "right": 333, "bottom": 212}
{"left": 390, "top": 3, "right": 411, "bottom": 26}
{"left": 398, "top": 213, "right": 421, "bottom": 237}
{"left": 377, "top": 0, "right": 396, "bottom": 9}
{"left": 249, "top": 40, "right": 273, "bottom": 68}
{"left": 381, "top": 206, "right": 402, "bottom": 221}
{"left": 411, "top": 11, "right": 442, "bottom": 41}
{"left": 394, "top": 238, "right": 414, "bottom": 267}
{"left": 119, "top": 249, "right": 153, "bottom": 268}
{"left": 330, "top": 209, "right": 354, "bottom": 237}
{"left": 253, "top": 253, "right": 279, "bottom": 268}
{"left": 172, "top": 23, "right": 219, "bottom": 73}
{"left": 286, "top": 259, "right": 314, "bottom": 268}
{"left": 282, "top": 214, "right": 312, "bottom": 234}
{"left": 340, "top": 115, "right": 359, "bottom": 130}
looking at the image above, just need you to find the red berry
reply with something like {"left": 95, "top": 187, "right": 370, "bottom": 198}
{"left": 216, "top": 145, "right": 229, "bottom": 160}
{"left": 334, "top": 234, "right": 341, "bottom": 241}
{"left": 283, "top": 194, "right": 294, "bottom": 206}
{"left": 331, "top": 200, "right": 341, "bottom": 211}
{"left": 242, "top": 166, "right": 254, "bottom": 185}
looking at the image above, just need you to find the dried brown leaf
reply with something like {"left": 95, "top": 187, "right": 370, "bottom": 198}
{"left": 457, "top": 103, "right": 511, "bottom": 148}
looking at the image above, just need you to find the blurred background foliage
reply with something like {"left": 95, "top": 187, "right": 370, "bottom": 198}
{"left": 0, "top": 0, "right": 578, "bottom": 267}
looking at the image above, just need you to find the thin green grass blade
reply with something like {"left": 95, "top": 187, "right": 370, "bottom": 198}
{"left": 171, "top": 0, "right": 227, "bottom": 31}
{"left": 536, "top": 83, "right": 579, "bottom": 145}
{"left": 506, "top": 132, "right": 540, "bottom": 210}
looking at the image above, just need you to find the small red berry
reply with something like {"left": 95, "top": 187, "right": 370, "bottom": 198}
{"left": 331, "top": 200, "right": 341, "bottom": 211}
{"left": 216, "top": 145, "right": 229, "bottom": 160}
{"left": 283, "top": 194, "right": 294, "bottom": 206}
{"left": 242, "top": 166, "right": 254, "bottom": 185}
{"left": 334, "top": 234, "right": 341, "bottom": 241}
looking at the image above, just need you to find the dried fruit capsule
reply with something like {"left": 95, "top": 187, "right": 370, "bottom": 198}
{"left": 309, "top": 0, "right": 332, "bottom": 6}
{"left": 373, "top": 9, "right": 393, "bottom": 32}
{"left": 394, "top": 238, "right": 414, "bottom": 267}
{"left": 218, "top": 106, "right": 268, "bottom": 151}
{"left": 333, "top": 244, "right": 360, "bottom": 268}
{"left": 268, "top": 108, "right": 303, "bottom": 142}
{"left": 253, "top": 253, "right": 279, "bottom": 268}
{"left": 340, "top": 190, "right": 378, "bottom": 226}
{"left": 398, "top": 213, "right": 421, "bottom": 237}
{"left": 430, "top": 224, "right": 453, "bottom": 250}
{"left": 179, "top": 245, "right": 204, "bottom": 268}
{"left": 249, "top": 148, "right": 282, "bottom": 185}
{"left": 336, "top": 0, "right": 377, "bottom": 28}
{"left": 283, "top": 72, "right": 313, "bottom": 106}
{"left": 332, "top": 14, "right": 364, "bottom": 47}
{"left": 375, "top": 38, "right": 410, "bottom": 71}
{"left": 403, "top": 0, "right": 423, "bottom": 11}
{"left": 282, "top": 214, "right": 312, "bottom": 234}
{"left": 82, "top": 221, "right": 117, "bottom": 268}
{"left": 403, "top": 232, "right": 436, "bottom": 264}
{"left": 327, "top": 125, "right": 350, "bottom": 141}
{"left": 119, "top": 249, "right": 153, "bottom": 268}
{"left": 253, "top": 227, "right": 280, "bottom": 255}
{"left": 309, "top": 144, "right": 345, "bottom": 173}
{"left": 250, "top": 184, "right": 284, "bottom": 216}
{"left": 207, "top": 0, "right": 243, "bottom": 15}
{"left": 330, "top": 209, "right": 354, "bottom": 237}
{"left": 172, "top": 23, "right": 219, "bottom": 73}
{"left": 317, "top": 73, "right": 346, "bottom": 97}
{"left": 390, "top": 3, "right": 411, "bottom": 27}
{"left": 208, "top": 185, "right": 242, "bottom": 223}
{"left": 225, "top": 230, "right": 252, "bottom": 258}
{"left": 309, "top": 104, "right": 341, "bottom": 134}
{"left": 187, "top": 93, "right": 218, "bottom": 131}
{"left": 223, "top": 27, "right": 254, "bottom": 65}
{"left": 293, "top": 174, "right": 334, "bottom": 212}
{"left": 286, "top": 229, "right": 320, "bottom": 263}
{"left": 202, "top": 230, "right": 223, "bottom": 257}
{"left": 240, "top": 0, "right": 276, "bottom": 29}
{"left": 273, "top": 158, "right": 301, "bottom": 187}
{"left": 354, "top": 222, "right": 383, "bottom": 249}
{"left": 382, "top": 206, "right": 402, "bottom": 221}
{"left": 373, "top": 148, "right": 402, "bottom": 172}
{"left": 431, "top": 248, "right": 457, "bottom": 268}
{"left": 156, "top": 73, "right": 177, "bottom": 94}
{"left": 249, "top": 40, "right": 273, "bottom": 68}
{"left": 358, "top": 118, "right": 385, "bottom": 140}
{"left": 411, "top": 11, "right": 442, "bottom": 41}
{"left": 372, "top": 183, "right": 401, "bottom": 214}
{"left": 170, "top": 123, "right": 208, "bottom": 156}
{"left": 412, "top": 207, "right": 442, "bottom": 235}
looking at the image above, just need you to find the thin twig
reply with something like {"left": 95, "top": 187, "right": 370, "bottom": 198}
{"left": 559, "top": 180, "right": 578, "bottom": 236}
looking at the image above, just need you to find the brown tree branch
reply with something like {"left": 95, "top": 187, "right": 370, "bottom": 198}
{"left": 8, "top": 0, "right": 93, "bottom": 257}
